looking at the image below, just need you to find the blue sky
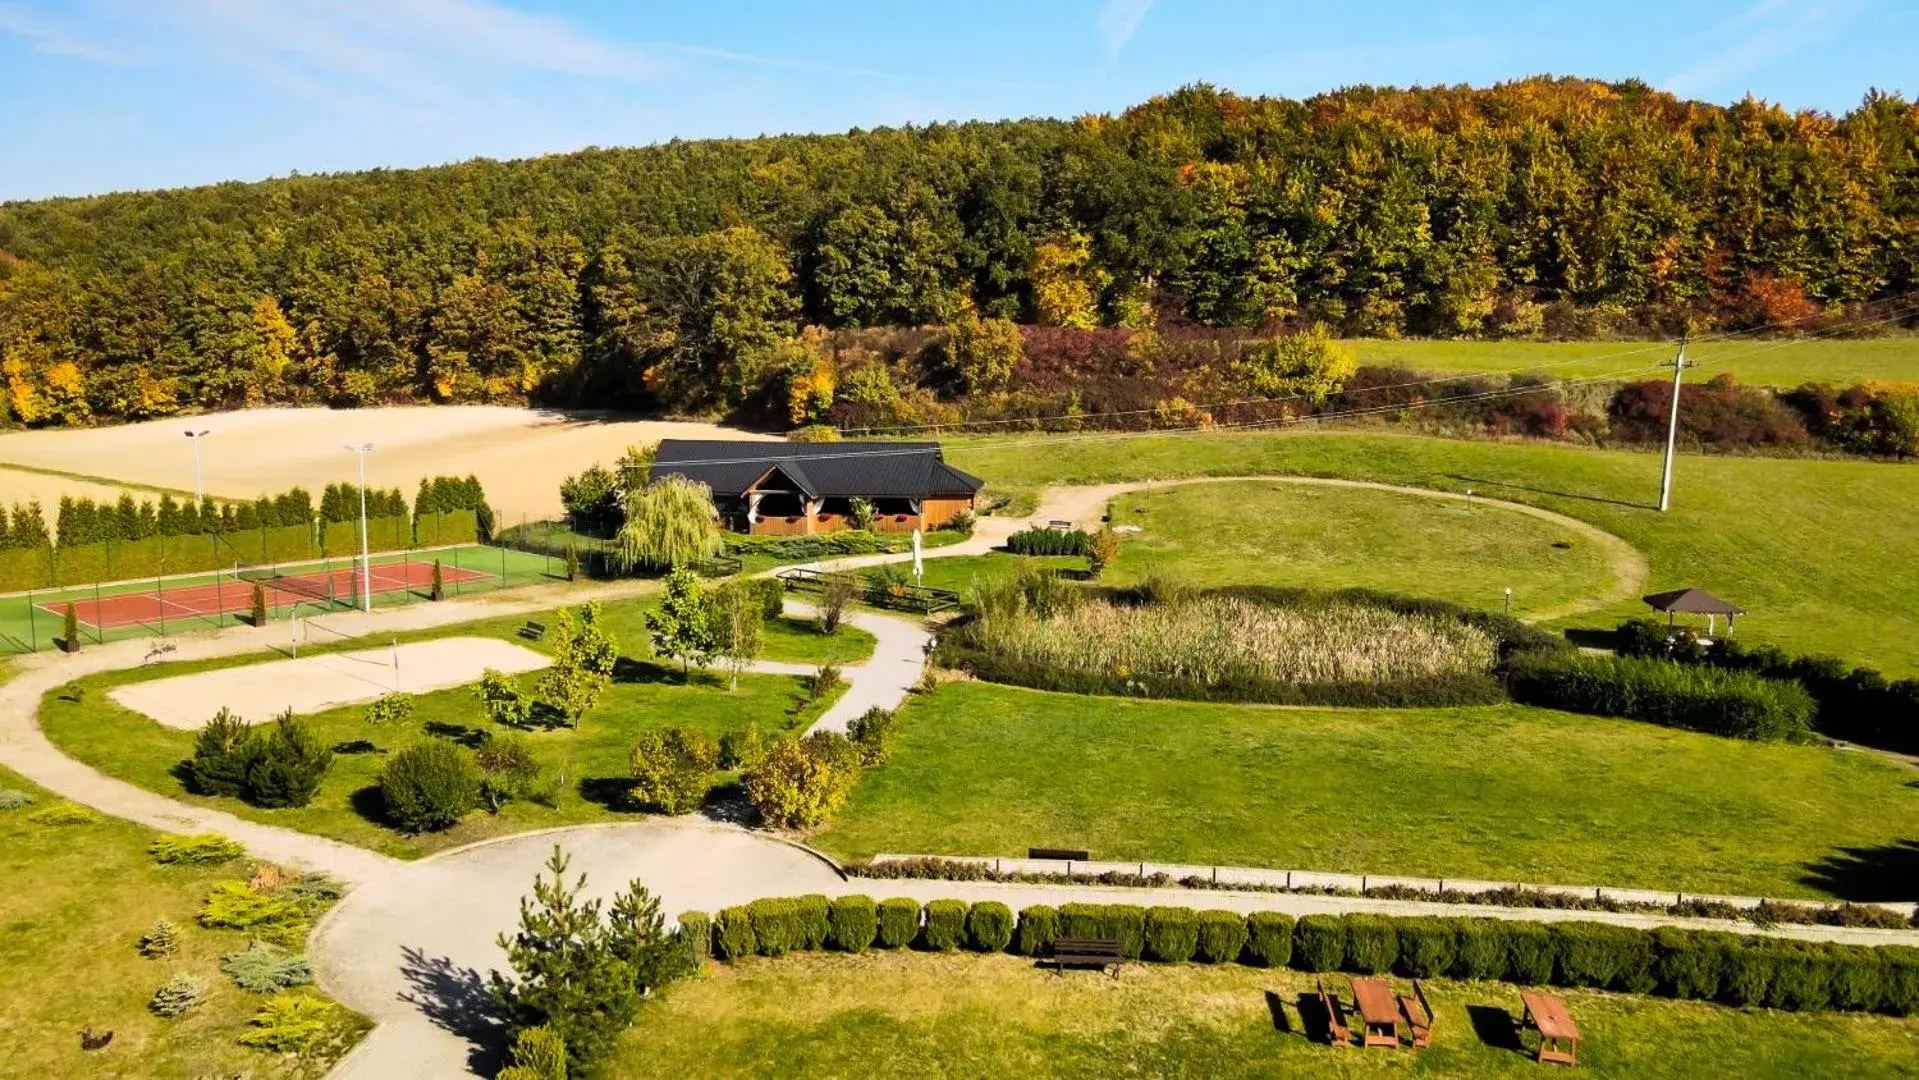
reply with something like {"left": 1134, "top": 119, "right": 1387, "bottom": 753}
{"left": 1, "top": 0, "right": 1914, "bottom": 201}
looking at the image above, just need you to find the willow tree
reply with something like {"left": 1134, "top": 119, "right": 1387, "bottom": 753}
{"left": 614, "top": 475, "right": 721, "bottom": 574}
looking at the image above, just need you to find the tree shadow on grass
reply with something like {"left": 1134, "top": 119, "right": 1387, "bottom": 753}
{"left": 700, "top": 779, "right": 754, "bottom": 826}
{"left": 424, "top": 721, "right": 489, "bottom": 748}
{"left": 1444, "top": 474, "right": 1655, "bottom": 512}
{"left": 1467, "top": 1004, "right": 1524, "bottom": 1052}
{"left": 399, "top": 945, "right": 506, "bottom": 1076}
{"left": 348, "top": 784, "right": 388, "bottom": 827}
{"left": 578, "top": 776, "right": 641, "bottom": 813}
{"left": 1800, "top": 840, "right": 1919, "bottom": 902}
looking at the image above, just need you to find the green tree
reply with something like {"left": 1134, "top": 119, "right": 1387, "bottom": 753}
{"left": 628, "top": 225, "right": 796, "bottom": 409}
{"left": 941, "top": 312, "right": 1023, "bottom": 396}
{"left": 615, "top": 475, "right": 721, "bottom": 574}
{"left": 646, "top": 568, "right": 716, "bottom": 679}
{"left": 1230, "top": 325, "right": 1358, "bottom": 402}
{"left": 742, "top": 734, "right": 862, "bottom": 829}
{"left": 628, "top": 727, "right": 719, "bottom": 814}
{"left": 538, "top": 602, "right": 619, "bottom": 726}
{"left": 713, "top": 582, "right": 764, "bottom": 690}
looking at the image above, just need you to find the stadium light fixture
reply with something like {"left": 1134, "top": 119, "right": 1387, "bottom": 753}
{"left": 344, "top": 443, "right": 375, "bottom": 612}
{"left": 184, "top": 430, "right": 211, "bottom": 502}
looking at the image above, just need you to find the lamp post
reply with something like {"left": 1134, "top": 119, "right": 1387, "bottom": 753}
{"left": 344, "top": 443, "right": 374, "bottom": 612}
{"left": 1504, "top": 586, "right": 1513, "bottom": 617}
{"left": 184, "top": 430, "right": 211, "bottom": 502}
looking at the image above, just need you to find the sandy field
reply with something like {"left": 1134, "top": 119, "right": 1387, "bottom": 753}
{"left": 0, "top": 466, "right": 149, "bottom": 514}
{"left": 0, "top": 407, "right": 776, "bottom": 523}
{"left": 109, "top": 635, "right": 551, "bottom": 729}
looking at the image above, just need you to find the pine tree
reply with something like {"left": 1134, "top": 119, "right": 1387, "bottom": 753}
{"left": 431, "top": 558, "right": 445, "bottom": 601}
{"left": 139, "top": 918, "right": 181, "bottom": 959}
{"left": 251, "top": 582, "right": 269, "bottom": 626}
{"left": 62, "top": 602, "right": 79, "bottom": 652}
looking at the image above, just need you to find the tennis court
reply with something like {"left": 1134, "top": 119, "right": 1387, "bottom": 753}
{"left": 41, "top": 559, "right": 493, "bottom": 630}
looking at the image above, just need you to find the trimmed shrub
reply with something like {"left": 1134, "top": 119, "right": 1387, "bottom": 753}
{"left": 676, "top": 911, "right": 711, "bottom": 971}
{"left": 713, "top": 906, "right": 756, "bottom": 960}
{"left": 1245, "top": 911, "right": 1294, "bottom": 968}
{"left": 1454, "top": 919, "right": 1510, "bottom": 981}
{"left": 877, "top": 898, "right": 920, "bottom": 949}
{"left": 1505, "top": 922, "right": 1556, "bottom": 985}
{"left": 1654, "top": 927, "right": 1730, "bottom": 1001}
{"left": 1343, "top": 915, "right": 1398, "bottom": 975}
{"left": 1723, "top": 940, "right": 1776, "bottom": 1006}
{"left": 245, "top": 714, "right": 333, "bottom": 808}
{"left": 1828, "top": 946, "right": 1884, "bottom": 1013}
{"left": 379, "top": 741, "right": 482, "bottom": 832}
{"left": 1006, "top": 526, "right": 1089, "bottom": 556}
{"left": 747, "top": 898, "right": 802, "bottom": 956}
{"left": 794, "top": 894, "right": 832, "bottom": 951}
{"left": 1294, "top": 915, "right": 1345, "bottom": 973}
{"left": 1058, "top": 902, "right": 1102, "bottom": 941}
{"left": 1395, "top": 918, "right": 1459, "bottom": 979}
{"left": 966, "top": 901, "right": 1015, "bottom": 953}
{"left": 1507, "top": 651, "right": 1816, "bottom": 742}
{"left": 1552, "top": 922, "right": 1651, "bottom": 991}
{"left": 1196, "top": 910, "right": 1251, "bottom": 964}
{"left": 149, "top": 974, "right": 208, "bottom": 1018}
{"left": 921, "top": 899, "right": 967, "bottom": 951}
{"left": 827, "top": 895, "right": 878, "bottom": 952}
{"left": 1879, "top": 947, "right": 1919, "bottom": 1015}
{"left": 149, "top": 832, "right": 245, "bottom": 865}
{"left": 1766, "top": 939, "right": 1837, "bottom": 1011}
{"left": 1061, "top": 903, "right": 1145, "bottom": 959}
{"left": 1144, "top": 906, "right": 1199, "bottom": 963}
{"left": 1016, "top": 905, "right": 1060, "bottom": 957}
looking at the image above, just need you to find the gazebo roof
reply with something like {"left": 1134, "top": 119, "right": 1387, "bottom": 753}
{"left": 1643, "top": 587, "right": 1745, "bottom": 616}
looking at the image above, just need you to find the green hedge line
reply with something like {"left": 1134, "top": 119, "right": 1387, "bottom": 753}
{"left": 693, "top": 900, "right": 1919, "bottom": 1017}
{"left": 0, "top": 510, "right": 476, "bottom": 593}
{"left": 721, "top": 528, "right": 968, "bottom": 563}
{"left": 1005, "top": 527, "right": 1089, "bottom": 557}
{"left": 1508, "top": 651, "right": 1818, "bottom": 741}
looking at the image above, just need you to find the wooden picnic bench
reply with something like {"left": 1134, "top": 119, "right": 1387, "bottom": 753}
{"left": 1048, "top": 938, "right": 1124, "bottom": 976}
{"left": 1350, "top": 977, "right": 1401, "bottom": 1049}
{"left": 1315, "top": 977, "right": 1352, "bottom": 1047}
{"left": 1398, "top": 980, "right": 1435, "bottom": 1049}
{"left": 1028, "top": 847, "right": 1091, "bottom": 861}
{"left": 517, "top": 620, "right": 547, "bottom": 641}
{"left": 1520, "top": 992, "right": 1580, "bottom": 1066}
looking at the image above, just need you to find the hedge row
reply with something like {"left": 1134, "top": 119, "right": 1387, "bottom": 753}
{"left": 1508, "top": 651, "right": 1817, "bottom": 741}
{"left": 935, "top": 639, "right": 1509, "bottom": 709}
{"left": 722, "top": 528, "right": 965, "bottom": 562}
{"left": 694, "top": 900, "right": 1919, "bottom": 1017}
{"left": 1005, "top": 527, "right": 1090, "bottom": 557}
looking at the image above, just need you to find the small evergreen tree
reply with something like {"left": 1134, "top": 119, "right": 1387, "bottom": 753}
{"left": 498, "top": 1026, "right": 569, "bottom": 1080}
{"left": 246, "top": 712, "right": 333, "bottom": 808}
{"left": 139, "top": 919, "right": 181, "bottom": 959}
{"left": 62, "top": 601, "right": 80, "bottom": 651}
{"left": 250, "top": 582, "right": 269, "bottom": 626}
{"left": 431, "top": 558, "right": 445, "bottom": 601}
{"left": 563, "top": 544, "right": 581, "bottom": 582}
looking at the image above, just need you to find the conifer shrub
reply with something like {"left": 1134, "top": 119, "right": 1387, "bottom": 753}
{"left": 1144, "top": 906, "right": 1199, "bottom": 963}
{"left": 1015, "top": 904, "right": 1060, "bottom": 957}
{"left": 877, "top": 898, "right": 921, "bottom": 949}
{"left": 747, "top": 898, "right": 802, "bottom": 955}
{"left": 676, "top": 911, "right": 711, "bottom": 970}
{"left": 921, "top": 899, "right": 967, "bottom": 951}
{"left": 379, "top": 741, "right": 481, "bottom": 832}
{"left": 1294, "top": 915, "right": 1345, "bottom": 973}
{"left": 221, "top": 940, "right": 314, "bottom": 993}
{"left": 139, "top": 919, "right": 181, "bottom": 959}
{"left": 1505, "top": 922, "right": 1556, "bottom": 984}
{"left": 150, "top": 832, "right": 245, "bottom": 866}
{"left": 1394, "top": 918, "right": 1459, "bottom": 978}
{"left": 149, "top": 975, "right": 208, "bottom": 1018}
{"left": 1653, "top": 927, "right": 1730, "bottom": 1001}
{"left": 1244, "top": 911, "right": 1294, "bottom": 968}
{"left": 245, "top": 713, "right": 334, "bottom": 808}
{"left": 1343, "top": 914, "right": 1398, "bottom": 974}
{"left": 795, "top": 894, "right": 832, "bottom": 951}
{"left": 1454, "top": 918, "right": 1510, "bottom": 981}
{"left": 827, "top": 895, "right": 878, "bottom": 952}
{"left": 1195, "top": 909, "right": 1251, "bottom": 964}
{"left": 966, "top": 901, "right": 1015, "bottom": 953}
{"left": 713, "top": 906, "right": 756, "bottom": 960}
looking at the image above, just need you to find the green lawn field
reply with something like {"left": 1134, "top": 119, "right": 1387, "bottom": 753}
{"left": 616, "top": 953, "right": 1919, "bottom": 1079}
{"left": 1104, "top": 481, "right": 1617, "bottom": 618}
{"left": 0, "top": 765, "right": 366, "bottom": 1077}
{"left": 1345, "top": 335, "right": 1919, "bottom": 387}
{"left": 36, "top": 596, "right": 860, "bottom": 859}
{"left": 947, "top": 430, "right": 1919, "bottom": 674}
{"left": 817, "top": 682, "right": 1919, "bottom": 900}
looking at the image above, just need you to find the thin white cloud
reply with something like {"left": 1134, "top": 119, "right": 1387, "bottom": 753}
{"left": 1664, "top": 0, "right": 1863, "bottom": 98}
{"left": 0, "top": 3, "right": 122, "bottom": 63}
{"left": 1096, "top": 0, "right": 1155, "bottom": 60}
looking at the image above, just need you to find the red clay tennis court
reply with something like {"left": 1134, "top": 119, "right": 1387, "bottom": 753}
{"left": 41, "top": 559, "right": 494, "bottom": 630}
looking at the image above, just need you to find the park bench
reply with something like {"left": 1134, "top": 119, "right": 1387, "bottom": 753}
{"left": 1316, "top": 977, "right": 1352, "bottom": 1047}
{"left": 1047, "top": 938, "right": 1124, "bottom": 976}
{"left": 1398, "top": 980, "right": 1435, "bottom": 1049}
{"left": 517, "top": 620, "right": 547, "bottom": 641}
{"left": 1028, "top": 847, "right": 1091, "bottom": 861}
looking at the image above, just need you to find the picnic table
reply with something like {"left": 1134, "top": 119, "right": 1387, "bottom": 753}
{"left": 1350, "top": 978, "right": 1401, "bottom": 1049}
{"left": 1520, "top": 992, "right": 1581, "bottom": 1066}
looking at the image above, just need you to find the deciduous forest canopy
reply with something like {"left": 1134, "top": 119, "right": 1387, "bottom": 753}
{"left": 0, "top": 78, "right": 1914, "bottom": 427}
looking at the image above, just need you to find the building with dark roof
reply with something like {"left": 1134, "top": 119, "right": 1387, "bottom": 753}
{"left": 650, "top": 439, "right": 984, "bottom": 536}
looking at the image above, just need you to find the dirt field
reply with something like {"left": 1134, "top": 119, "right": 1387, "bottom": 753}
{"left": 0, "top": 465, "right": 154, "bottom": 514}
{"left": 0, "top": 407, "right": 775, "bottom": 523}
{"left": 108, "top": 635, "right": 551, "bottom": 728}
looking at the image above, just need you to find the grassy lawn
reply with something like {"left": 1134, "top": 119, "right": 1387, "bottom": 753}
{"left": 908, "top": 554, "right": 1085, "bottom": 602}
{"left": 817, "top": 682, "right": 1919, "bottom": 900}
{"left": 40, "top": 624, "right": 844, "bottom": 859}
{"left": 593, "top": 596, "right": 876, "bottom": 666}
{"left": 0, "top": 765, "right": 366, "bottom": 1078}
{"left": 614, "top": 952, "right": 1919, "bottom": 1079}
{"left": 947, "top": 430, "right": 1919, "bottom": 673}
{"left": 1103, "top": 481, "right": 1615, "bottom": 617}
{"left": 1344, "top": 336, "right": 1919, "bottom": 387}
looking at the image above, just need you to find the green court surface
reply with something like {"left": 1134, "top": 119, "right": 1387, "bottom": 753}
{"left": 0, "top": 545, "right": 557, "bottom": 654}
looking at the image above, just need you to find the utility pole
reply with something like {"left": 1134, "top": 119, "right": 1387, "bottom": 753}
{"left": 345, "top": 443, "right": 375, "bottom": 612}
{"left": 184, "top": 429, "right": 210, "bottom": 502}
{"left": 1657, "top": 339, "right": 1689, "bottom": 513}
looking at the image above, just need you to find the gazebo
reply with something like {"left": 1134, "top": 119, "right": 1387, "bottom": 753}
{"left": 1643, "top": 587, "right": 1745, "bottom": 637}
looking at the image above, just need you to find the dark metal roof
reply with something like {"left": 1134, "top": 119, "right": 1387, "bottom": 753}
{"left": 652, "top": 440, "right": 984, "bottom": 500}
{"left": 1643, "top": 587, "right": 1745, "bottom": 616}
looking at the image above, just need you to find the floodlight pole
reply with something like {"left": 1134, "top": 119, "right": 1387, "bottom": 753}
{"left": 346, "top": 443, "right": 374, "bottom": 612}
{"left": 185, "top": 430, "right": 210, "bottom": 502}
{"left": 1658, "top": 339, "right": 1689, "bottom": 513}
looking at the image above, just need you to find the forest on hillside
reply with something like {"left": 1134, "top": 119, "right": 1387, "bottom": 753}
{"left": 0, "top": 78, "right": 1915, "bottom": 429}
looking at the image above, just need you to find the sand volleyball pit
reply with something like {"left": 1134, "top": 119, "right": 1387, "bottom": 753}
{"left": 110, "top": 636, "right": 551, "bottom": 730}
